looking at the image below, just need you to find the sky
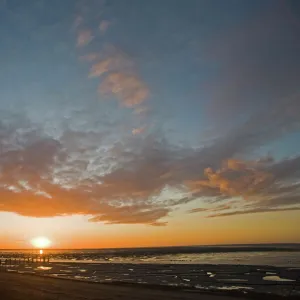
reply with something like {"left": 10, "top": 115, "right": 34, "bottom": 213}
{"left": 0, "top": 0, "right": 300, "bottom": 249}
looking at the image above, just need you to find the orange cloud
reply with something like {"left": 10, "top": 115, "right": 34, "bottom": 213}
{"left": 88, "top": 50, "right": 132, "bottom": 78}
{"left": 77, "top": 30, "right": 94, "bottom": 47}
{"left": 0, "top": 125, "right": 172, "bottom": 225}
{"left": 89, "top": 58, "right": 114, "bottom": 77}
{"left": 85, "top": 46, "right": 148, "bottom": 107}
{"left": 0, "top": 179, "right": 170, "bottom": 225}
{"left": 99, "top": 72, "right": 149, "bottom": 107}
{"left": 187, "top": 159, "right": 273, "bottom": 198}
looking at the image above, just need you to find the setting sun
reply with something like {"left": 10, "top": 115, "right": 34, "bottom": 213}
{"left": 31, "top": 237, "right": 51, "bottom": 249}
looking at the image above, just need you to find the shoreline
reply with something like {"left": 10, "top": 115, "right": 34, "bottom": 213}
{"left": 0, "top": 272, "right": 299, "bottom": 300}
{"left": 2, "top": 248, "right": 300, "bottom": 267}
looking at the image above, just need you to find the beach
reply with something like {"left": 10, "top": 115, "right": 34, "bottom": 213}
{"left": 0, "top": 272, "right": 247, "bottom": 300}
{"left": 1, "top": 246, "right": 300, "bottom": 298}
{"left": 0, "top": 261, "right": 299, "bottom": 298}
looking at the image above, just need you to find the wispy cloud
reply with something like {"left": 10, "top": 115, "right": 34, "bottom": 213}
{"left": 85, "top": 46, "right": 149, "bottom": 107}
{"left": 73, "top": 15, "right": 83, "bottom": 29}
{"left": 99, "top": 20, "right": 111, "bottom": 34}
{"left": 132, "top": 126, "right": 146, "bottom": 135}
{"left": 88, "top": 50, "right": 132, "bottom": 78}
{"left": 77, "top": 30, "right": 94, "bottom": 47}
{"left": 88, "top": 206, "right": 168, "bottom": 226}
{"left": 99, "top": 72, "right": 149, "bottom": 107}
{"left": 207, "top": 207, "right": 300, "bottom": 218}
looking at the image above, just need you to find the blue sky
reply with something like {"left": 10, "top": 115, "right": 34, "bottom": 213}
{"left": 0, "top": 0, "right": 300, "bottom": 248}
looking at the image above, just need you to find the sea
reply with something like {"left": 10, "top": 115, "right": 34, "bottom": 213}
{"left": 1, "top": 244, "right": 300, "bottom": 266}
{"left": 1, "top": 244, "right": 300, "bottom": 297}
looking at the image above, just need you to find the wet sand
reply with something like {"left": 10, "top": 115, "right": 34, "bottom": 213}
{"left": 1, "top": 262, "right": 299, "bottom": 297}
{"left": 0, "top": 272, "right": 246, "bottom": 300}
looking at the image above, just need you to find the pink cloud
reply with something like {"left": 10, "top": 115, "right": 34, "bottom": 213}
{"left": 77, "top": 30, "right": 94, "bottom": 47}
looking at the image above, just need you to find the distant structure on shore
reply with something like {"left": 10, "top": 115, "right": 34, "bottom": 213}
{"left": 0, "top": 253, "right": 50, "bottom": 271}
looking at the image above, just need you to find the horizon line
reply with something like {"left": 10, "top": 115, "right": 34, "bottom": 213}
{"left": 1, "top": 242, "right": 300, "bottom": 251}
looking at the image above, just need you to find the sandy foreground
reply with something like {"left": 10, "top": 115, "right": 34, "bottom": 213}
{"left": 0, "top": 272, "right": 248, "bottom": 300}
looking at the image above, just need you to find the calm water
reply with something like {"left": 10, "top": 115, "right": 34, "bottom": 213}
{"left": 1, "top": 244, "right": 300, "bottom": 267}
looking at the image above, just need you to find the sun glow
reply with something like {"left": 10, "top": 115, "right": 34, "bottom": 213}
{"left": 31, "top": 237, "right": 51, "bottom": 249}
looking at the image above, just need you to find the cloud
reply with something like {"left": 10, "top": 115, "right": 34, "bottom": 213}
{"left": 99, "top": 20, "right": 111, "bottom": 34}
{"left": 134, "top": 106, "right": 149, "bottom": 115}
{"left": 207, "top": 207, "right": 300, "bottom": 218}
{"left": 132, "top": 126, "right": 146, "bottom": 135}
{"left": 99, "top": 72, "right": 149, "bottom": 107}
{"left": 89, "top": 59, "right": 114, "bottom": 77}
{"left": 189, "top": 202, "right": 234, "bottom": 214}
{"left": 88, "top": 206, "right": 169, "bottom": 225}
{"left": 86, "top": 47, "right": 148, "bottom": 107}
{"left": 1, "top": 108, "right": 300, "bottom": 225}
{"left": 80, "top": 43, "right": 149, "bottom": 108}
{"left": 0, "top": 119, "right": 172, "bottom": 225}
{"left": 77, "top": 30, "right": 94, "bottom": 47}
{"left": 268, "top": 156, "right": 300, "bottom": 181}
{"left": 88, "top": 52, "right": 132, "bottom": 78}
{"left": 73, "top": 15, "right": 83, "bottom": 29}
{"left": 186, "top": 159, "right": 273, "bottom": 198}
{"left": 188, "top": 207, "right": 208, "bottom": 213}
{"left": 72, "top": 5, "right": 150, "bottom": 110}
{"left": 187, "top": 156, "right": 300, "bottom": 218}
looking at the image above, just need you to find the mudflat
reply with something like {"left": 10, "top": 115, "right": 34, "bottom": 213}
{"left": 0, "top": 272, "right": 245, "bottom": 300}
